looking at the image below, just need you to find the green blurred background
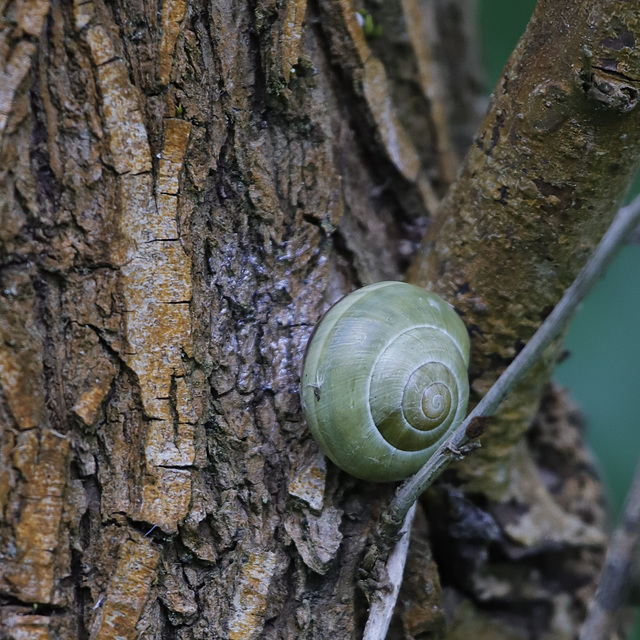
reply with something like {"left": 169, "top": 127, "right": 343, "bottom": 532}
{"left": 478, "top": 0, "right": 640, "bottom": 635}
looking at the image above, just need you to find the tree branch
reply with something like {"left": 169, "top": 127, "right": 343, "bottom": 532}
{"left": 383, "top": 192, "right": 640, "bottom": 535}
{"left": 406, "top": 0, "right": 640, "bottom": 496}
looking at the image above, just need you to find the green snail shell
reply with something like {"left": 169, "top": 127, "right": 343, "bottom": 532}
{"left": 300, "top": 281, "right": 470, "bottom": 482}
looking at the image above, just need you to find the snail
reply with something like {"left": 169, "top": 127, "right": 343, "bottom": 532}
{"left": 300, "top": 281, "right": 470, "bottom": 482}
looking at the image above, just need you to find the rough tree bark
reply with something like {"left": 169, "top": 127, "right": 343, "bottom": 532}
{"left": 0, "top": 0, "right": 638, "bottom": 639}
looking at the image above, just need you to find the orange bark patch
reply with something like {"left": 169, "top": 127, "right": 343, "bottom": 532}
{"left": 280, "top": 0, "right": 308, "bottom": 82}
{"left": 7, "top": 431, "right": 69, "bottom": 604}
{"left": 158, "top": 0, "right": 188, "bottom": 85}
{"left": 87, "top": 15, "right": 195, "bottom": 533}
{"left": 228, "top": 552, "right": 277, "bottom": 640}
{"left": 89, "top": 535, "right": 160, "bottom": 640}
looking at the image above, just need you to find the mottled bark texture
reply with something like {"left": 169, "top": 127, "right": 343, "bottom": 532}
{"left": 0, "top": 0, "right": 633, "bottom": 639}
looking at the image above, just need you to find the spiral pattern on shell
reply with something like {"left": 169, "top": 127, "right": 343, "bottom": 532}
{"left": 301, "top": 281, "right": 470, "bottom": 482}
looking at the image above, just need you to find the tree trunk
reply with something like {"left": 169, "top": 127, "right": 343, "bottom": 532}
{"left": 0, "top": 0, "right": 636, "bottom": 638}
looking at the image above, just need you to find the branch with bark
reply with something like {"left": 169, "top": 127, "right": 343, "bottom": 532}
{"left": 389, "top": 193, "right": 640, "bottom": 535}
{"left": 366, "top": 193, "right": 640, "bottom": 639}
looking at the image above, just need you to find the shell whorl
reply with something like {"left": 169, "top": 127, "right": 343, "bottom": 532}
{"left": 300, "top": 281, "right": 470, "bottom": 482}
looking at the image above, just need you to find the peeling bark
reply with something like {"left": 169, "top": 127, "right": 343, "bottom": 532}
{"left": 0, "top": 0, "right": 632, "bottom": 638}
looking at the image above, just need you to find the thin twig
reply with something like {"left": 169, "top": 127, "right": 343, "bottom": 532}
{"left": 579, "top": 456, "right": 640, "bottom": 640}
{"left": 362, "top": 503, "right": 417, "bottom": 640}
{"left": 382, "top": 191, "right": 640, "bottom": 534}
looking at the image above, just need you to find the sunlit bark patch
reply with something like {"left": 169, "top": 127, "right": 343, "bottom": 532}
{"left": 228, "top": 551, "right": 277, "bottom": 640}
{"left": 7, "top": 430, "right": 69, "bottom": 604}
{"left": 158, "top": 0, "right": 188, "bottom": 86}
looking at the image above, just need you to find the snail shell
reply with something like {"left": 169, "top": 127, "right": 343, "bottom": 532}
{"left": 300, "top": 281, "right": 470, "bottom": 482}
